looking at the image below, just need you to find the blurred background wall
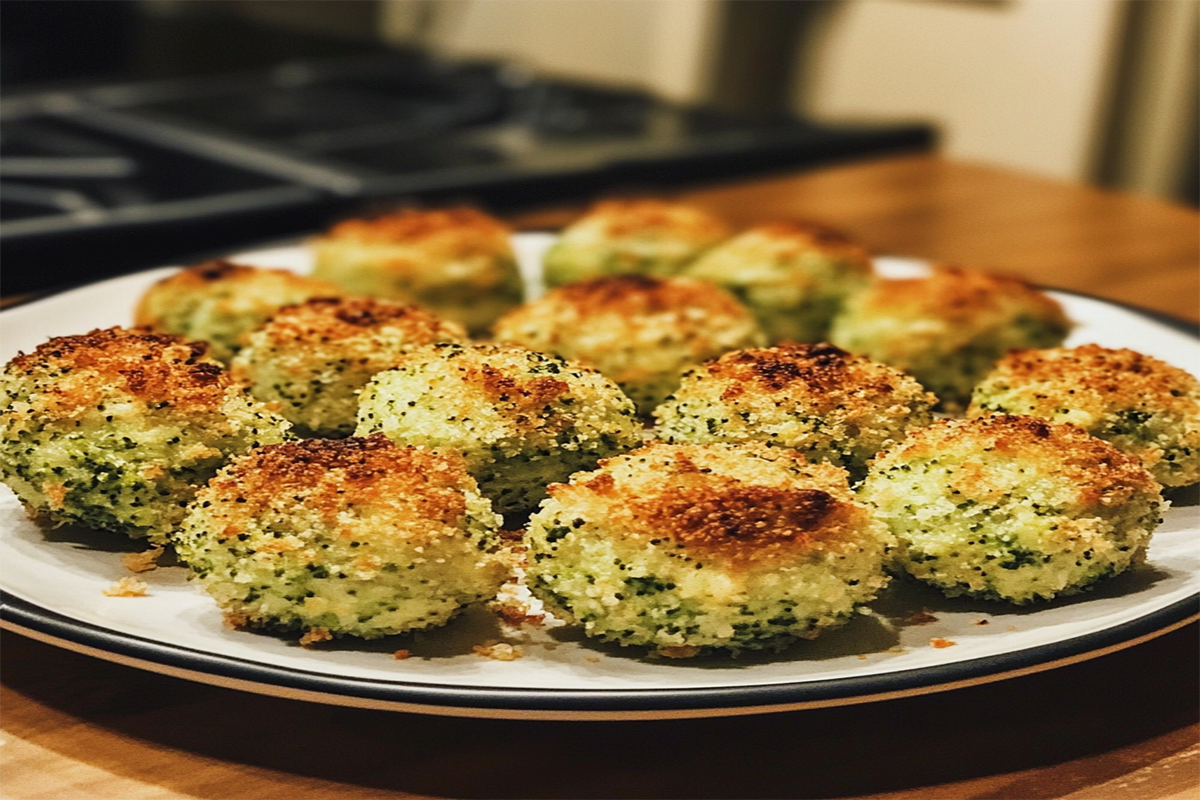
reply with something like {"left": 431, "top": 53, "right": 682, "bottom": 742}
{"left": 376, "top": 0, "right": 1197, "bottom": 205}
{"left": 11, "top": 0, "right": 1196, "bottom": 205}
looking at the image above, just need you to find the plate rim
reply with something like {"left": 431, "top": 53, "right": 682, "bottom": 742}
{"left": 2, "top": 590, "right": 1196, "bottom": 719}
{"left": 2, "top": 247, "right": 1198, "bottom": 719}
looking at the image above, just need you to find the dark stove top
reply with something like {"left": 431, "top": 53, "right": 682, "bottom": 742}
{"left": 1, "top": 53, "right": 934, "bottom": 295}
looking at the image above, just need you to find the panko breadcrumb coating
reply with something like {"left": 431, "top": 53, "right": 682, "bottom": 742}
{"left": 493, "top": 275, "right": 766, "bottom": 413}
{"left": 355, "top": 342, "right": 642, "bottom": 516}
{"left": 858, "top": 415, "right": 1164, "bottom": 604}
{"left": 683, "top": 220, "right": 874, "bottom": 344}
{"left": 542, "top": 199, "right": 732, "bottom": 287}
{"left": 310, "top": 207, "right": 524, "bottom": 334}
{"left": 175, "top": 435, "right": 508, "bottom": 640}
{"left": 654, "top": 343, "right": 936, "bottom": 481}
{"left": 969, "top": 345, "right": 1200, "bottom": 487}
{"left": 829, "top": 266, "right": 1071, "bottom": 409}
{"left": 0, "top": 327, "right": 291, "bottom": 543}
{"left": 231, "top": 296, "right": 466, "bottom": 438}
{"left": 525, "top": 441, "right": 892, "bottom": 655}
{"left": 135, "top": 259, "right": 343, "bottom": 363}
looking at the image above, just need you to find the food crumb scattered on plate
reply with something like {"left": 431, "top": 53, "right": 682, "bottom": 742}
{"left": 474, "top": 641, "right": 523, "bottom": 661}
{"left": 102, "top": 577, "right": 149, "bottom": 597}
{"left": 299, "top": 628, "right": 333, "bottom": 647}
{"left": 393, "top": 649, "right": 411, "bottom": 661}
{"left": 121, "top": 548, "right": 163, "bottom": 573}
{"left": 930, "top": 637, "right": 957, "bottom": 649}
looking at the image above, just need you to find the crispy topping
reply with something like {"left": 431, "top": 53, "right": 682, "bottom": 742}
{"left": 889, "top": 415, "right": 1159, "bottom": 503}
{"left": 860, "top": 266, "right": 1068, "bottom": 326}
{"left": 577, "top": 199, "right": 730, "bottom": 240}
{"left": 733, "top": 219, "right": 873, "bottom": 268}
{"left": 702, "top": 343, "right": 920, "bottom": 407}
{"left": 979, "top": 344, "right": 1200, "bottom": 413}
{"left": 137, "top": 259, "right": 339, "bottom": 298}
{"left": 326, "top": 207, "right": 511, "bottom": 245}
{"left": 255, "top": 296, "right": 465, "bottom": 344}
{"left": 629, "top": 480, "right": 840, "bottom": 557}
{"left": 558, "top": 442, "right": 867, "bottom": 567}
{"left": 202, "top": 435, "right": 472, "bottom": 529}
{"left": 547, "top": 275, "right": 749, "bottom": 318}
{"left": 7, "top": 327, "right": 232, "bottom": 412}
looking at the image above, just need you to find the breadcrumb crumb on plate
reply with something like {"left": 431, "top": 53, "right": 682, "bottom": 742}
{"left": 0, "top": 239, "right": 1197, "bottom": 720}
{"left": 102, "top": 577, "right": 149, "bottom": 598}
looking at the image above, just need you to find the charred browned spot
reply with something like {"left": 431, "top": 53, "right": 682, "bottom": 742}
{"left": 627, "top": 477, "right": 847, "bottom": 563}
{"left": 192, "top": 259, "right": 248, "bottom": 283}
{"left": 256, "top": 298, "right": 464, "bottom": 347}
{"left": 475, "top": 361, "right": 570, "bottom": 416}
{"left": 332, "top": 299, "right": 420, "bottom": 327}
{"left": 711, "top": 343, "right": 858, "bottom": 395}
{"left": 582, "top": 472, "right": 617, "bottom": 496}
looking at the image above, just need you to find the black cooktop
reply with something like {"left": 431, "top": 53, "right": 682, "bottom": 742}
{"left": 1, "top": 52, "right": 934, "bottom": 295}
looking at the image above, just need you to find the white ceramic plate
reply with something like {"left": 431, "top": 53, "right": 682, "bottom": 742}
{"left": 2, "top": 236, "right": 1197, "bottom": 720}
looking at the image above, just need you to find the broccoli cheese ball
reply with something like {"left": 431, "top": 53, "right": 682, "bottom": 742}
{"left": 231, "top": 296, "right": 467, "bottom": 438}
{"left": 310, "top": 207, "right": 524, "bottom": 334}
{"left": 135, "top": 259, "right": 343, "bottom": 363}
{"left": 829, "top": 266, "right": 1071, "bottom": 410}
{"left": 174, "top": 435, "right": 508, "bottom": 640}
{"left": 0, "top": 328, "right": 291, "bottom": 543}
{"left": 969, "top": 345, "right": 1200, "bottom": 487}
{"left": 682, "top": 220, "right": 874, "bottom": 344}
{"left": 542, "top": 199, "right": 732, "bottom": 287}
{"left": 525, "top": 441, "right": 892, "bottom": 656}
{"left": 858, "top": 415, "right": 1164, "bottom": 604}
{"left": 355, "top": 343, "right": 642, "bottom": 516}
{"left": 493, "top": 275, "right": 766, "bottom": 413}
{"left": 654, "top": 343, "right": 936, "bottom": 481}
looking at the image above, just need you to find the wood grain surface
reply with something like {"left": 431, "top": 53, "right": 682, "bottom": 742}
{"left": 2, "top": 154, "right": 1198, "bottom": 799}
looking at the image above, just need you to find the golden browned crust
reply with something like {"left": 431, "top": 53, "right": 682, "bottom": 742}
{"left": 7, "top": 327, "right": 231, "bottom": 413}
{"left": 981, "top": 345, "right": 1199, "bottom": 412}
{"left": 204, "top": 435, "right": 472, "bottom": 532}
{"left": 133, "top": 260, "right": 342, "bottom": 327}
{"left": 547, "top": 442, "right": 867, "bottom": 568}
{"left": 860, "top": 265, "right": 1068, "bottom": 325}
{"left": 541, "top": 275, "right": 751, "bottom": 318}
{"left": 893, "top": 414, "right": 1159, "bottom": 504}
{"left": 629, "top": 481, "right": 842, "bottom": 556}
{"left": 575, "top": 199, "right": 731, "bottom": 241}
{"left": 251, "top": 296, "right": 466, "bottom": 347}
{"left": 323, "top": 207, "right": 511, "bottom": 246}
{"left": 709, "top": 343, "right": 903, "bottom": 400}
{"left": 741, "top": 219, "right": 873, "bottom": 266}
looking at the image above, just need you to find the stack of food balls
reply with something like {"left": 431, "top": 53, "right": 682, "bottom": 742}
{"left": 1, "top": 198, "right": 1194, "bottom": 659}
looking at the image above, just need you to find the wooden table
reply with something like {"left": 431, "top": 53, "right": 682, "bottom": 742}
{"left": 2, "top": 154, "right": 1197, "bottom": 799}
